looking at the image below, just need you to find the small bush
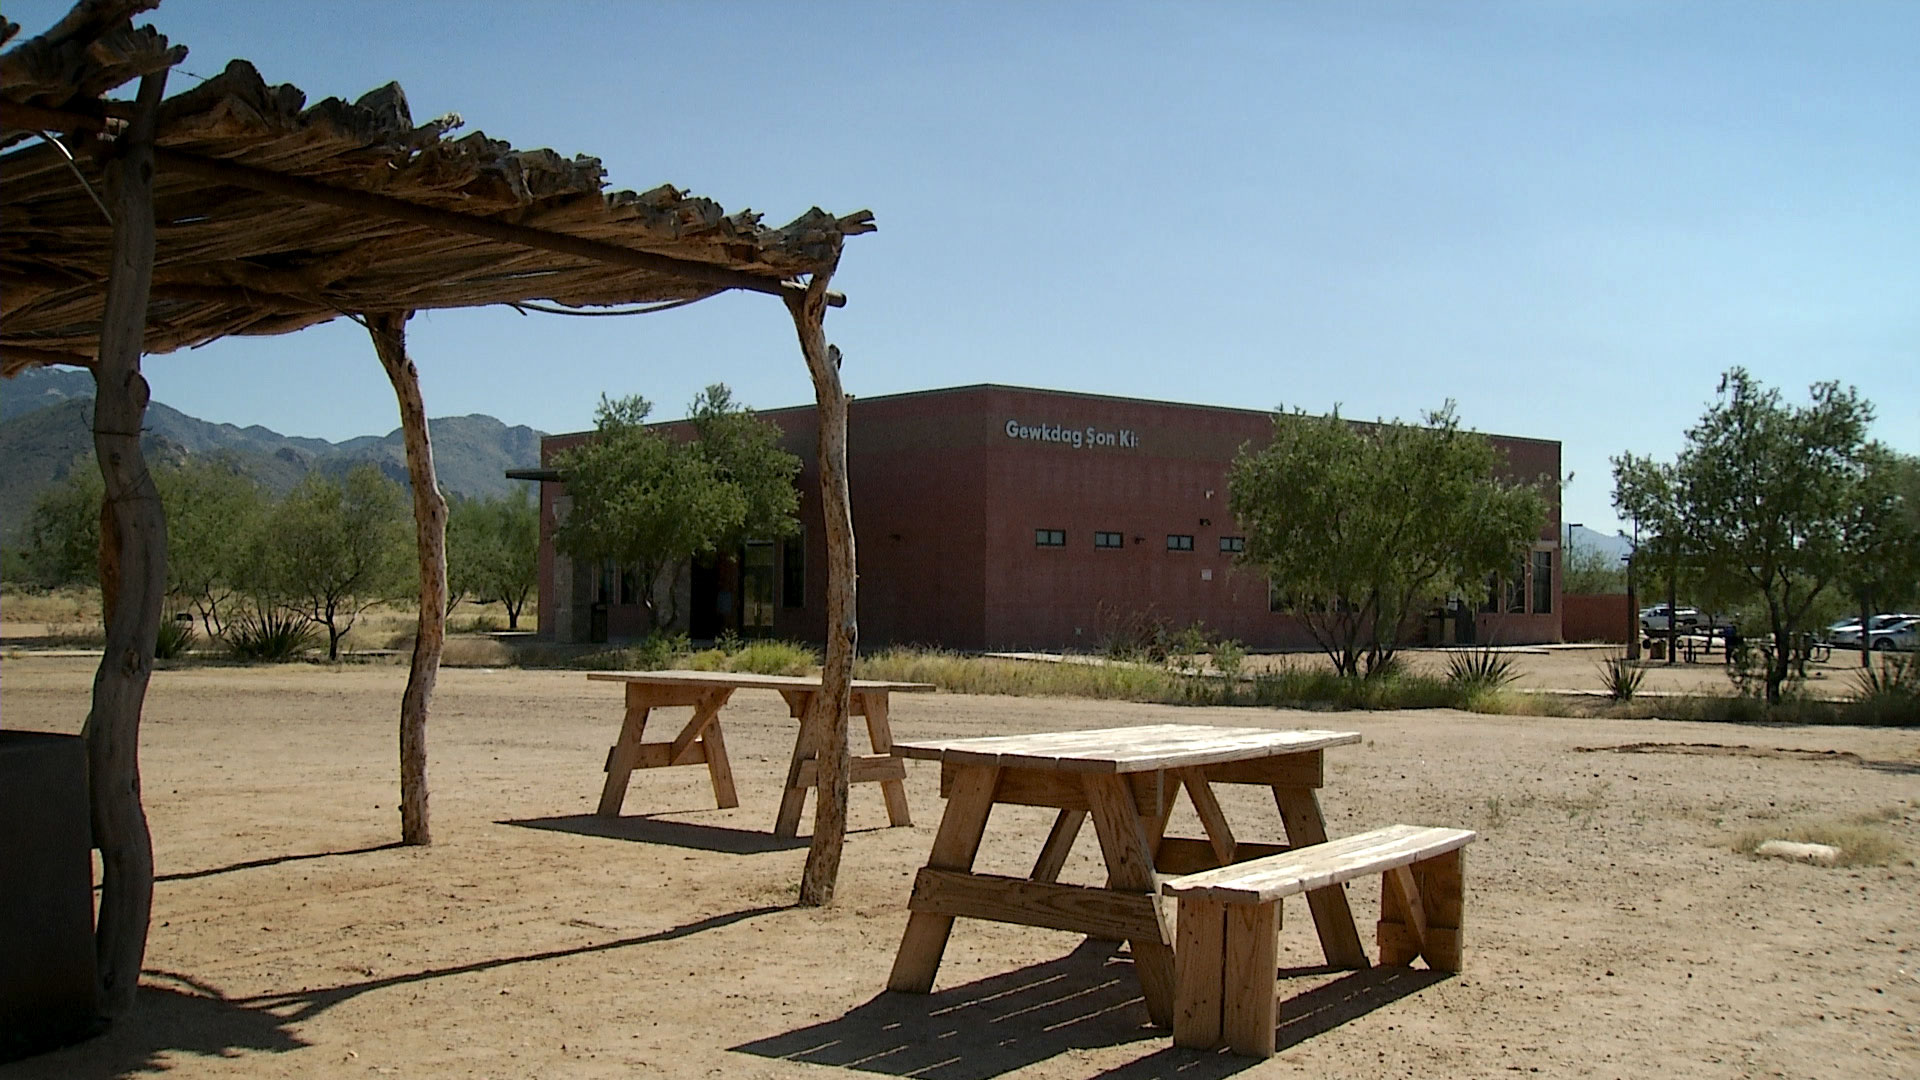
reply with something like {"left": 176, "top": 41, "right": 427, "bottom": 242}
{"left": 153, "top": 617, "right": 197, "bottom": 660}
{"left": 1596, "top": 652, "right": 1645, "bottom": 702}
{"left": 1211, "top": 638, "right": 1247, "bottom": 679}
{"left": 631, "top": 631, "right": 691, "bottom": 670}
{"left": 684, "top": 648, "right": 730, "bottom": 671}
{"left": 464, "top": 613, "right": 502, "bottom": 634}
{"left": 714, "top": 629, "right": 744, "bottom": 655}
{"left": 227, "top": 609, "right": 319, "bottom": 661}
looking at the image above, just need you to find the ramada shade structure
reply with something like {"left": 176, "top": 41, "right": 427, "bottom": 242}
{"left": 3, "top": 0, "right": 873, "bottom": 1021}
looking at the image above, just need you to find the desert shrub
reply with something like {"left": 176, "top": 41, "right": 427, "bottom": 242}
{"left": 631, "top": 631, "right": 691, "bottom": 670}
{"left": 153, "top": 617, "right": 197, "bottom": 660}
{"left": 727, "top": 640, "right": 816, "bottom": 676}
{"left": 463, "top": 613, "right": 503, "bottom": 634}
{"left": 1211, "top": 638, "right": 1247, "bottom": 679}
{"left": 714, "top": 629, "right": 744, "bottom": 655}
{"left": 684, "top": 648, "right": 729, "bottom": 671}
{"left": 1845, "top": 655, "right": 1920, "bottom": 726}
{"left": 1596, "top": 652, "right": 1645, "bottom": 702}
{"left": 1092, "top": 602, "right": 1171, "bottom": 662}
{"left": 1249, "top": 665, "right": 1455, "bottom": 710}
{"left": 1445, "top": 646, "right": 1519, "bottom": 694}
{"left": 227, "top": 608, "right": 319, "bottom": 661}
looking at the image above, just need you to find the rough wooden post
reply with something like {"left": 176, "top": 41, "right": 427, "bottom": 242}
{"left": 367, "top": 311, "right": 441, "bottom": 846}
{"left": 786, "top": 255, "right": 855, "bottom": 906}
{"left": 84, "top": 69, "right": 168, "bottom": 1019}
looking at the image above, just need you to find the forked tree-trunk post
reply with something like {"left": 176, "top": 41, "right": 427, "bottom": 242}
{"left": 786, "top": 256, "right": 856, "bottom": 906}
{"left": 84, "top": 69, "right": 168, "bottom": 1018}
{"left": 367, "top": 310, "right": 442, "bottom": 846}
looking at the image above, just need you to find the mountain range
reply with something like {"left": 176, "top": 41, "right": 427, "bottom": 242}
{"left": 0, "top": 366, "right": 543, "bottom": 545}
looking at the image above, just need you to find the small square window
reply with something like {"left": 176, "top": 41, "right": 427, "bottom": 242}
{"left": 1219, "top": 536, "right": 1245, "bottom": 553}
{"left": 1166, "top": 534, "right": 1194, "bottom": 552}
{"left": 1035, "top": 528, "right": 1066, "bottom": 548}
{"left": 1093, "top": 531, "right": 1124, "bottom": 549}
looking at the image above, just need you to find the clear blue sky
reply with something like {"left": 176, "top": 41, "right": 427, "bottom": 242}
{"left": 14, "top": 1, "right": 1917, "bottom": 535}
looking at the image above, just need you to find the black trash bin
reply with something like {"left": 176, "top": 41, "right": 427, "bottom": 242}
{"left": 1, "top": 731, "right": 97, "bottom": 1059}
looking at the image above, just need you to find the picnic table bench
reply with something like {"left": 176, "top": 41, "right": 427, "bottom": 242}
{"left": 1163, "top": 823, "right": 1476, "bottom": 1056}
{"left": 884, "top": 723, "right": 1365, "bottom": 1029}
{"left": 586, "top": 670, "right": 933, "bottom": 835}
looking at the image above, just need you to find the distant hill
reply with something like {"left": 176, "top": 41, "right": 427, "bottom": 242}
{"left": 1564, "top": 524, "right": 1634, "bottom": 563}
{"left": 0, "top": 367, "right": 543, "bottom": 544}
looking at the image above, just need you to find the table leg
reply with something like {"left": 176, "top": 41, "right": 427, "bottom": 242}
{"left": 698, "top": 695, "right": 740, "bottom": 810}
{"left": 1272, "top": 786, "right": 1369, "bottom": 969}
{"left": 773, "top": 690, "right": 819, "bottom": 837}
{"left": 889, "top": 765, "right": 1001, "bottom": 994}
{"left": 1083, "top": 774, "right": 1176, "bottom": 1028}
{"left": 860, "top": 691, "right": 912, "bottom": 827}
{"left": 595, "top": 685, "right": 652, "bottom": 817}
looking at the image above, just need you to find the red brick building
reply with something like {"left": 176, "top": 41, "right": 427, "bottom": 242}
{"left": 524, "top": 385, "right": 1563, "bottom": 650}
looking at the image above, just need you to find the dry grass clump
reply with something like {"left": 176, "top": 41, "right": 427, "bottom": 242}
{"left": 1733, "top": 810, "right": 1911, "bottom": 868}
{"left": 856, "top": 648, "right": 1192, "bottom": 701}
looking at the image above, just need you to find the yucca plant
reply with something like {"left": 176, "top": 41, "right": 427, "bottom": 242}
{"left": 1596, "top": 651, "right": 1645, "bottom": 702}
{"left": 153, "top": 616, "right": 197, "bottom": 660}
{"left": 227, "top": 608, "right": 319, "bottom": 662}
{"left": 1445, "top": 645, "right": 1519, "bottom": 693}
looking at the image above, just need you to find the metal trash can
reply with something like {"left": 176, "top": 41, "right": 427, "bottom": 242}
{"left": 1, "top": 731, "right": 97, "bottom": 1059}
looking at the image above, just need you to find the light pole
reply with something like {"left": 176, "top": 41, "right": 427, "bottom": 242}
{"left": 1625, "top": 520, "right": 1640, "bottom": 661}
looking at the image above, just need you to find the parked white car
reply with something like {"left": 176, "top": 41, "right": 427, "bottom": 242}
{"left": 1639, "top": 605, "right": 1704, "bottom": 633}
{"left": 1867, "top": 618, "right": 1917, "bottom": 652}
{"left": 1829, "top": 613, "right": 1920, "bottom": 648}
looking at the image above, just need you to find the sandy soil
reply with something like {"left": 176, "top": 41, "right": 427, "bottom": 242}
{"left": 3, "top": 654, "right": 1917, "bottom": 1079}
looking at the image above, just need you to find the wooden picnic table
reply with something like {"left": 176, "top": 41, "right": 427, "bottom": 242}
{"left": 586, "top": 670, "right": 933, "bottom": 836}
{"left": 884, "top": 723, "right": 1365, "bottom": 1028}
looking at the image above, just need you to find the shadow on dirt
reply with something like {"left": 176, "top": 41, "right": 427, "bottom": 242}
{"left": 5, "top": 907, "right": 787, "bottom": 1077}
{"left": 502, "top": 812, "right": 813, "bottom": 853}
{"left": 732, "top": 941, "right": 1449, "bottom": 1079}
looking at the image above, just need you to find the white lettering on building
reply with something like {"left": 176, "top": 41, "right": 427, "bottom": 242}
{"left": 1003, "top": 419, "right": 1139, "bottom": 450}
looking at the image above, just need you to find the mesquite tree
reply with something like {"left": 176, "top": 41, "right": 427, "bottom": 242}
{"left": 1612, "top": 368, "right": 1897, "bottom": 702}
{"left": 1230, "top": 403, "right": 1549, "bottom": 676}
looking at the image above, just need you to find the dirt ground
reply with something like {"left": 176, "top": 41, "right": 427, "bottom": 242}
{"left": 3, "top": 654, "right": 1917, "bottom": 1079}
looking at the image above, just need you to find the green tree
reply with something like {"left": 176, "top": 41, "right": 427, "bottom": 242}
{"left": 448, "top": 487, "right": 540, "bottom": 629}
{"left": 1837, "top": 450, "right": 1920, "bottom": 665}
{"left": 155, "top": 456, "right": 266, "bottom": 637}
{"left": 1612, "top": 368, "right": 1884, "bottom": 702}
{"left": 255, "top": 465, "right": 412, "bottom": 660}
{"left": 1229, "top": 403, "right": 1549, "bottom": 676}
{"left": 1562, "top": 543, "right": 1626, "bottom": 594}
{"left": 20, "top": 462, "right": 102, "bottom": 588}
{"left": 552, "top": 394, "right": 744, "bottom": 631}
{"left": 688, "top": 384, "right": 803, "bottom": 547}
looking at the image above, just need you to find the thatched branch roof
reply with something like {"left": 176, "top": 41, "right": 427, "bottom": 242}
{"left": 1, "top": 0, "right": 873, "bottom": 375}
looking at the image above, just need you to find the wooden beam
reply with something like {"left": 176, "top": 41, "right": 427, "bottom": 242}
{"left": 907, "top": 869, "right": 1166, "bottom": 942}
{"left": 2, "top": 345, "right": 95, "bottom": 373}
{"left": 367, "top": 310, "right": 441, "bottom": 847}
{"left": 83, "top": 69, "right": 168, "bottom": 1021}
{"left": 791, "top": 256, "right": 855, "bottom": 907}
{"left": 150, "top": 147, "right": 847, "bottom": 308}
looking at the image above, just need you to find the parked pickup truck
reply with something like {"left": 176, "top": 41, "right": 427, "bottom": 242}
{"left": 1639, "top": 605, "right": 1705, "bottom": 633}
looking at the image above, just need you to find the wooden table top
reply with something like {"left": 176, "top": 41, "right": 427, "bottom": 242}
{"left": 586, "top": 670, "right": 935, "bottom": 693}
{"left": 892, "top": 724, "right": 1361, "bottom": 774}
